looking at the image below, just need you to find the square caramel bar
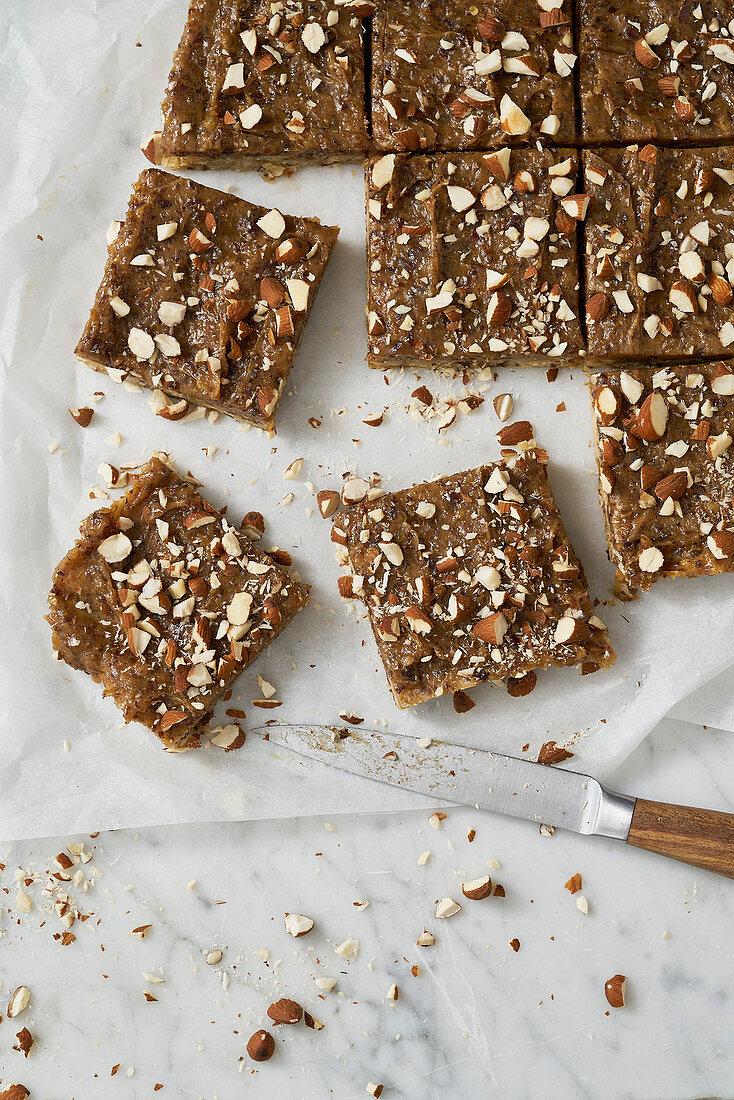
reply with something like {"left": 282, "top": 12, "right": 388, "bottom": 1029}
{"left": 152, "top": 0, "right": 371, "bottom": 175}
{"left": 583, "top": 145, "right": 734, "bottom": 362}
{"left": 579, "top": 0, "right": 734, "bottom": 144}
{"left": 371, "top": 0, "right": 577, "bottom": 153}
{"left": 333, "top": 435, "right": 615, "bottom": 708}
{"left": 590, "top": 363, "right": 734, "bottom": 597}
{"left": 76, "top": 169, "right": 338, "bottom": 432}
{"left": 47, "top": 455, "right": 310, "bottom": 749}
{"left": 366, "top": 149, "right": 584, "bottom": 370}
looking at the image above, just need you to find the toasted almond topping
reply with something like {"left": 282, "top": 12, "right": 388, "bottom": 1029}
{"left": 372, "top": 154, "right": 396, "bottom": 190}
{"left": 257, "top": 209, "right": 286, "bottom": 239}
{"left": 127, "top": 327, "right": 155, "bottom": 360}
{"left": 98, "top": 532, "right": 132, "bottom": 563}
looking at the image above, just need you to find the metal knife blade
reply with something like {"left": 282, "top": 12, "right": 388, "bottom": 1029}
{"left": 257, "top": 724, "right": 636, "bottom": 841}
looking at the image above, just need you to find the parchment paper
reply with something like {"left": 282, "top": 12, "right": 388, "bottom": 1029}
{"left": 2, "top": 0, "right": 734, "bottom": 840}
{"left": 672, "top": 672, "right": 734, "bottom": 733}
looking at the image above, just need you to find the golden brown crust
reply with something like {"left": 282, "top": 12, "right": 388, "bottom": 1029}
{"left": 334, "top": 444, "right": 615, "bottom": 709}
{"left": 75, "top": 169, "right": 338, "bottom": 431}
{"left": 47, "top": 455, "right": 310, "bottom": 749}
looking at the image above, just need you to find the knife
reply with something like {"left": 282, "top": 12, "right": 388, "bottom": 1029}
{"left": 257, "top": 723, "right": 734, "bottom": 880}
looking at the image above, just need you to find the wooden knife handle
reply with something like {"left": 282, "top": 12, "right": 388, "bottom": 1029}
{"left": 627, "top": 798, "right": 734, "bottom": 879}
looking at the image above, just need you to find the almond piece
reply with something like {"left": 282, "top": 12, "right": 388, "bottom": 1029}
{"left": 657, "top": 74, "right": 680, "bottom": 95}
{"left": 0, "top": 1086, "right": 30, "bottom": 1100}
{"left": 372, "top": 154, "right": 396, "bottom": 190}
{"left": 453, "top": 689, "right": 476, "bottom": 714}
{"left": 13, "top": 1027, "right": 33, "bottom": 1059}
{"left": 707, "top": 431, "right": 732, "bottom": 459}
{"left": 669, "top": 279, "right": 698, "bottom": 313}
{"left": 487, "top": 292, "right": 513, "bottom": 326}
{"left": 342, "top": 477, "right": 370, "bottom": 505}
{"left": 284, "top": 913, "right": 315, "bottom": 938}
{"left": 188, "top": 228, "right": 212, "bottom": 254}
{"left": 159, "top": 710, "right": 189, "bottom": 732}
{"left": 435, "top": 896, "right": 462, "bottom": 919}
{"left": 634, "top": 38, "right": 660, "bottom": 68}
{"left": 98, "top": 532, "right": 132, "bottom": 563}
{"left": 127, "top": 327, "right": 155, "bottom": 360}
{"left": 69, "top": 406, "right": 94, "bottom": 427}
{"left": 209, "top": 724, "right": 246, "bottom": 751}
{"left": 565, "top": 873, "right": 582, "bottom": 894}
{"left": 461, "top": 875, "right": 492, "bottom": 900}
{"left": 636, "top": 392, "right": 669, "bottom": 441}
{"left": 604, "top": 974, "right": 627, "bottom": 1008}
{"left": 472, "top": 611, "right": 508, "bottom": 645}
{"left": 499, "top": 94, "right": 531, "bottom": 135}
{"left": 674, "top": 95, "right": 696, "bottom": 120}
{"left": 267, "top": 998, "right": 303, "bottom": 1025}
{"left": 595, "top": 386, "right": 621, "bottom": 423}
{"left": 7, "top": 987, "right": 30, "bottom": 1018}
{"left": 260, "top": 277, "right": 286, "bottom": 307}
{"left": 554, "top": 616, "right": 591, "bottom": 644}
{"left": 639, "top": 465, "right": 661, "bottom": 492}
{"left": 338, "top": 575, "right": 358, "bottom": 599}
{"left": 405, "top": 606, "right": 432, "bottom": 635}
{"left": 619, "top": 371, "right": 644, "bottom": 404}
{"left": 507, "top": 670, "right": 537, "bottom": 697}
{"left": 257, "top": 385, "right": 278, "bottom": 418}
{"left": 493, "top": 393, "right": 514, "bottom": 421}
{"left": 247, "top": 1029, "right": 275, "bottom": 1061}
{"left": 275, "top": 305, "right": 294, "bottom": 338}
{"left": 412, "top": 385, "right": 433, "bottom": 405}
{"left": 639, "top": 546, "right": 664, "bottom": 573}
{"left": 711, "top": 366, "right": 734, "bottom": 396}
{"left": 257, "top": 209, "right": 286, "bottom": 239}
{"left": 317, "top": 489, "right": 340, "bottom": 518}
{"left": 679, "top": 251, "right": 705, "bottom": 284}
{"left": 242, "top": 510, "right": 265, "bottom": 539}
{"left": 709, "top": 275, "right": 733, "bottom": 306}
{"left": 484, "top": 147, "right": 511, "bottom": 182}
{"left": 586, "top": 292, "right": 610, "bottom": 323}
{"left": 276, "top": 236, "right": 308, "bottom": 262}
{"left": 141, "top": 131, "right": 162, "bottom": 164}
{"left": 599, "top": 466, "right": 615, "bottom": 495}
{"left": 654, "top": 471, "right": 687, "bottom": 501}
{"left": 708, "top": 530, "right": 734, "bottom": 559}
{"left": 157, "top": 399, "right": 189, "bottom": 421}
{"left": 496, "top": 419, "right": 533, "bottom": 445}
{"left": 560, "top": 194, "right": 589, "bottom": 220}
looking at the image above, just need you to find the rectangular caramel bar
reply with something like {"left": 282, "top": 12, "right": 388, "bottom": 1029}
{"left": 590, "top": 363, "right": 734, "bottom": 597}
{"left": 154, "top": 0, "right": 371, "bottom": 175}
{"left": 47, "top": 455, "right": 310, "bottom": 749}
{"left": 583, "top": 145, "right": 734, "bottom": 361}
{"left": 333, "top": 433, "right": 615, "bottom": 709}
{"left": 579, "top": 0, "right": 734, "bottom": 144}
{"left": 366, "top": 149, "right": 584, "bottom": 370}
{"left": 371, "top": 0, "right": 577, "bottom": 153}
{"left": 75, "top": 169, "right": 338, "bottom": 432}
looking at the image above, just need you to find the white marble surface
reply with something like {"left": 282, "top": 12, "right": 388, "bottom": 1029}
{"left": 2, "top": 714, "right": 734, "bottom": 1099}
